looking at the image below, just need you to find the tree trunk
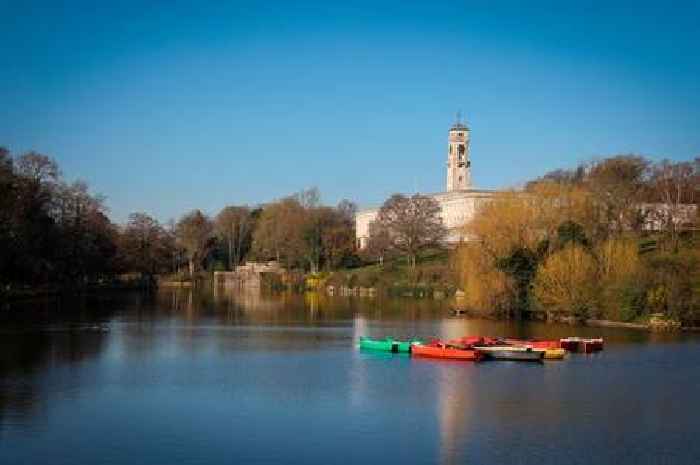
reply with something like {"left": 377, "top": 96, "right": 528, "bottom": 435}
{"left": 188, "top": 258, "right": 194, "bottom": 277}
{"left": 228, "top": 237, "right": 233, "bottom": 270}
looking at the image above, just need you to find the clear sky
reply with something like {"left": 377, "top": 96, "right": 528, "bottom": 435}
{"left": 2, "top": 1, "right": 699, "bottom": 222}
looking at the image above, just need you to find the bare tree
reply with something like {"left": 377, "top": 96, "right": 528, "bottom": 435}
{"left": 120, "top": 212, "right": 173, "bottom": 281}
{"left": 15, "top": 151, "right": 60, "bottom": 183}
{"left": 586, "top": 155, "right": 650, "bottom": 235}
{"left": 376, "top": 193, "right": 446, "bottom": 268}
{"left": 176, "top": 210, "right": 213, "bottom": 276}
{"left": 294, "top": 187, "right": 321, "bottom": 209}
{"left": 648, "top": 159, "right": 698, "bottom": 248}
{"left": 215, "top": 206, "right": 252, "bottom": 270}
{"left": 364, "top": 220, "right": 393, "bottom": 266}
{"left": 336, "top": 199, "right": 358, "bottom": 223}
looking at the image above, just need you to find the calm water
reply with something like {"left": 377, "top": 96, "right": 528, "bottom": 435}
{"left": 1, "top": 288, "right": 699, "bottom": 465}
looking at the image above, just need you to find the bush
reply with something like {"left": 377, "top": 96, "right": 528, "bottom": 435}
{"left": 532, "top": 244, "right": 599, "bottom": 318}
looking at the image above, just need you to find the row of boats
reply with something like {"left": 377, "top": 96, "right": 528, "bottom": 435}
{"left": 359, "top": 336, "right": 604, "bottom": 362}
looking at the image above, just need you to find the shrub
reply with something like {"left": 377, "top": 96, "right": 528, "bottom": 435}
{"left": 532, "top": 244, "right": 599, "bottom": 318}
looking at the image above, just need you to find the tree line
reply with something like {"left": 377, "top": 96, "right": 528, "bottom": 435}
{"left": 0, "top": 147, "right": 361, "bottom": 294}
{"left": 1, "top": 149, "right": 118, "bottom": 290}
{"left": 171, "top": 188, "right": 359, "bottom": 277}
{"left": 456, "top": 155, "right": 699, "bottom": 325}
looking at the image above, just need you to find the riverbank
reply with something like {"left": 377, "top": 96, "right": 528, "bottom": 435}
{"left": 313, "top": 248, "right": 457, "bottom": 298}
{"left": 0, "top": 277, "right": 150, "bottom": 302}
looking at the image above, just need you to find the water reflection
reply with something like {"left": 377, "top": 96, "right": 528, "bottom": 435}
{"left": 1, "top": 288, "right": 699, "bottom": 464}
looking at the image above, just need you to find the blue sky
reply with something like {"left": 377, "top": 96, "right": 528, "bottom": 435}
{"left": 2, "top": 1, "right": 699, "bottom": 222}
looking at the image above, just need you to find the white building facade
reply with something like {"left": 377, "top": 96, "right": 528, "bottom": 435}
{"left": 355, "top": 120, "right": 496, "bottom": 249}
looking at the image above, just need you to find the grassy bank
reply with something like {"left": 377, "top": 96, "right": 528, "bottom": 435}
{"left": 310, "top": 248, "right": 458, "bottom": 298}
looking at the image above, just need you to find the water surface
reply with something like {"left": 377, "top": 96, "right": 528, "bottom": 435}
{"left": 1, "top": 289, "right": 698, "bottom": 464}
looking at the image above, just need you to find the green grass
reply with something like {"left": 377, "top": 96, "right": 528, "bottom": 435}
{"left": 323, "top": 248, "right": 457, "bottom": 297}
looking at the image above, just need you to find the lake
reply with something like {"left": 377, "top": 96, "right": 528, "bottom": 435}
{"left": 1, "top": 288, "right": 699, "bottom": 465}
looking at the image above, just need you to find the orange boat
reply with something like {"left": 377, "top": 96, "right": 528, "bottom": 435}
{"left": 411, "top": 341, "right": 483, "bottom": 361}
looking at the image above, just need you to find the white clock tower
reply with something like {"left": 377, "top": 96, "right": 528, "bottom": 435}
{"left": 446, "top": 116, "right": 471, "bottom": 191}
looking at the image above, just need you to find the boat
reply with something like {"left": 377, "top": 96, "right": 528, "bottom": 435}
{"left": 560, "top": 337, "right": 604, "bottom": 353}
{"left": 473, "top": 345, "right": 544, "bottom": 361}
{"left": 502, "top": 338, "right": 565, "bottom": 359}
{"left": 359, "top": 337, "right": 421, "bottom": 353}
{"left": 537, "top": 347, "right": 566, "bottom": 360}
{"left": 411, "top": 341, "right": 483, "bottom": 361}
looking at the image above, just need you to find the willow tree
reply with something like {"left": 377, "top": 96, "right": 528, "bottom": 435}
{"left": 532, "top": 244, "right": 599, "bottom": 319}
{"left": 376, "top": 193, "right": 446, "bottom": 268}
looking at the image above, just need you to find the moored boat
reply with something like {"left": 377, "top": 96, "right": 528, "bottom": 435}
{"left": 473, "top": 345, "right": 544, "bottom": 361}
{"left": 411, "top": 341, "right": 483, "bottom": 361}
{"left": 359, "top": 337, "right": 420, "bottom": 353}
{"left": 537, "top": 347, "right": 566, "bottom": 359}
{"left": 560, "top": 337, "right": 604, "bottom": 353}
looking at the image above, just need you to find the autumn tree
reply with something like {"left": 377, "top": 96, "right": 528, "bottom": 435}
{"left": 215, "top": 205, "right": 253, "bottom": 270}
{"left": 376, "top": 194, "right": 446, "bottom": 268}
{"left": 252, "top": 197, "right": 306, "bottom": 267}
{"left": 176, "top": 210, "right": 213, "bottom": 276}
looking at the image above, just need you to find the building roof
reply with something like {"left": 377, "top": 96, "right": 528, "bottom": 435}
{"left": 449, "top": 123, "right": 469, "bottom": 131}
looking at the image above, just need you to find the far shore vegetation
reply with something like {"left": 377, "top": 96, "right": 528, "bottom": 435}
{"left": 1, "top": 146, "right": 698, "bottom": 327}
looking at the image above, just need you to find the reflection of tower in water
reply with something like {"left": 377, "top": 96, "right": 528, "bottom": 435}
{"left": 437, "top": 318, "right": 477, "bottom": 465}
{"left": 349, "top": 313, "right": 368, "bottom": 406}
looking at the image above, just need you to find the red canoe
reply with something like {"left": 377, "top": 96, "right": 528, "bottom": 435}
{"left": 411, "top": 341, "right": 483, "bottom": 361}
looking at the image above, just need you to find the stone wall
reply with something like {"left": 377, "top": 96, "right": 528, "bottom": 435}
{"left": 214, "top": 261, "right": 283, "bottom": 288}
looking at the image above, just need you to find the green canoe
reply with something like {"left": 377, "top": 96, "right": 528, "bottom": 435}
{"left": 359, "top": 337, "right": 421, "bottom": 353}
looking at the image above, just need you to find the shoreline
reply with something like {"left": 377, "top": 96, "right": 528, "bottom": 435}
{"left": 3, "top": 285, "right": 698, "bottom": 333}
{"left": 584, "top": 319, "right": 649, "bottom": 330}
